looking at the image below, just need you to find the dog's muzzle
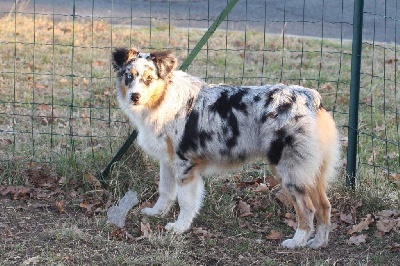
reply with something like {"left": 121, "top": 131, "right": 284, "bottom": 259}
{"left": 130, "top": 93, "right": 141, "bottom": 104}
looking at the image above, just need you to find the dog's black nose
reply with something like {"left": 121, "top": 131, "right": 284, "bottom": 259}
{"left": 130, "top": 93, "right": 141, "bottom": 103}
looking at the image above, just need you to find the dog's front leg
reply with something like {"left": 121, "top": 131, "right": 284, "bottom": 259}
{"left": 165, "top": 171, "right": 204, "bottom": 233}
{"left": 141, "top": 161, "right": 177, "bottom": 216}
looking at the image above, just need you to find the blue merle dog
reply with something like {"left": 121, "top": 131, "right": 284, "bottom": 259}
{"left": 112, "top": 48, "right": 340, "bottom": 249}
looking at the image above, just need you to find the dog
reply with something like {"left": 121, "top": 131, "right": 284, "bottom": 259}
{"left": 111, "top": 48, "right": 340, "bottom": 249}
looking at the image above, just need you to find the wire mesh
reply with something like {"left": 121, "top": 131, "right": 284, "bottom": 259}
{"left": 0, "top": 0, "right": 398, "bottom": 185}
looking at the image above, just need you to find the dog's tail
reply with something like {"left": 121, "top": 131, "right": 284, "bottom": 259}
{"left": 315, "top": 109, "right": 341, "bottom": 188}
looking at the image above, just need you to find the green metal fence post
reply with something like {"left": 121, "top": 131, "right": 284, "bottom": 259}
{"left": 99, "top": 0, "right": 240, "bottom": 186}
{"left": 346, "top": 0, "right": 364, "bottom": 188}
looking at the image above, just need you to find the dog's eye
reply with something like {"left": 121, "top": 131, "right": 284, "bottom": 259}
{"left": 125, "top": 73, "right": 134, "bottom": 86}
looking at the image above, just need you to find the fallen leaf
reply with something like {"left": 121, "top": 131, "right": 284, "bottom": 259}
{"left": 237, "top": 200, "right": 252, "bottom": 217}
{"left": 266, "top": 230, "right": 283, "bottom": 240}
{"left": 340, "top": 212, "right": 353, "bottom": 224}
{"left": 193, "top": 227, "right": 212, "bottom": 239}
{"left": 347, "top": 214, "right": 374, "bottom": 234}
{"left": 389, "top": 243, "right": 400, "bottom": 252}
{"left": 140, "top": 221, "right": 152, "bottom": 238}
{"left": 347, "top": 234, "right": 367, "bottom": 246}
{"left": 0, "top": 186, "right": 31, "bottom": 199}
{"left": 110, "top": 227, "right": 134, "bottom": 241}
{"left": 86, "top": 173, "right": 101, "bottom": 188}
{"left": 284, "top": 218, "right": 297, "bottom": 229}
{"left": 254, "top": 183, "right": 269, "bottom": 193}
{"left": 55, "top": 200, "right": 66, "bottom": 214}
{"left": 265, "top": 176, "right": 280, "bottom": 189}
{"left": 37, "top": 104, "right": 51, "bottom": 111}
{"left": 375, "top": 209, "right": 400, "bottom": 219}
{"left": 23, "top": 256, "right": 40, "bottom": 265}
{"left": 376, "top": 219, "right": 398, "bottom": 233}
{"left": 275, "top": 189, "right": 292, "bottom": 207}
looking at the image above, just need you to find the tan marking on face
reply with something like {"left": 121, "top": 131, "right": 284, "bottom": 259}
{"left": 165, "top": 136, "right": 174, "bottom": 161}
{"left": 145, "top": 79, "right": 167, "bottom": 109}
{"left": 127, "top": 49, "right": 138, "bottom": 60}
{"left": 120, "top": 83, "right": 127, "bottom": 100}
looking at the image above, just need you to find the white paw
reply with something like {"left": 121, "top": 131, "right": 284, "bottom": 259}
{"left": 281, "top": 238, "right": 305, "bottom": 249}
{"left": 164, "top": 221, "right": 191, "bottom": 233}
{"left": 307, "top": 238, "right": 327, "bottom": 249}
{"left": 141, "top": 207, "right": 163, "bottom": 216}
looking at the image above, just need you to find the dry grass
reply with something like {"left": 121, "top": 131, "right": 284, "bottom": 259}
{"left": 0, "top": 12, "right": 399, "bottom": 266}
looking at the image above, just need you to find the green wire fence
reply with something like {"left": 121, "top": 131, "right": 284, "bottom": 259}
{"left": 0, "top": 0, "right": 399, "bottom": 188}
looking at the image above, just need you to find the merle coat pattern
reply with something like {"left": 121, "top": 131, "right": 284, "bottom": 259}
{"left": 112, "top": 48, "right": 340, "bottom": 249}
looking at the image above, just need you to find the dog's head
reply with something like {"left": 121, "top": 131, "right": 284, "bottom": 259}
{"left": 112, "top": 48, "right": 177, "bottom": 109}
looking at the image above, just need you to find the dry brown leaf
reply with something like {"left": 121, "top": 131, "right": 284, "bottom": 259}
{"left": 375, "top": 209, "right": 400, "bottom": 219}
{"left": 140, "top": 221, "right": 152, "bottom": 239}
{"left": 389, "top": 243, "right": 400, "bottom": 252}
{"left": 284, "top": 218, "right": 297, "bottom": 229}
{"left": 237, "top": 200, "right": 252, "bottom": 217}
{"left": 266, "top": 230, "right": 283, "bottom": 240}
{"left": 86, "top": 173, "right": 101, "bottom": 188}
{"left": 254, "top": 183, "right": 269, "bottom": 193}
{"left": 275, "top": 189, "right": 292, "bottom": 207}
{"left": 389, "top": 173, "right": 400, "bottom": 186}
{"left": 0, "top": 186, "right": 31, "bottom": 199}
{"left": 340, "top": 212, "right": 353, "bottom": 224}
{"left": 376, "top": 219, "right": 398, "bottom": 233}
{"left": 193, "top": 227, "right": 212, "bottom": 239}
{"left": 265, "top": 176, "right": 280, "bottom": 189}
{"left": 37, "top": 104, "right": 51, "bottom": 111}
{"left": 347, "top": 214, "right": 374, "bottom": 235}
{"left": 347, "top": 234, "right": 367, "bottom": 246}
{"left": 55, "top": 200, "right": 65, "bottom": 214}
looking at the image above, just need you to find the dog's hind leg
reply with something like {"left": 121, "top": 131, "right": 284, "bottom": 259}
{"left": 306, "top": 109, "right": 339, "bottom": 249}
{"left": 307, "top": 176, "right": 331, "bottom": 249}
{"left": 141, "top": 161, "right": 177, "bottom": 216}
{"left": 280, "top": 182, "right": 316, "bottom": 249}
{"left": 165, "top": 171, "right": 204, "bottom": 233}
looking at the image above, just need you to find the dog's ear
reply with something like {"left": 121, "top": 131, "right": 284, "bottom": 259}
{"left": 112, "top": 48, "right": 138, "bottom": 71}
{"left": 150, "top": 51, "right": 177, "bottom": 80}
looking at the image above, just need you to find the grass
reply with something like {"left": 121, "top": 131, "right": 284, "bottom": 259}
{"left": 0, "top": 11, "right": 399, "bottom": 265}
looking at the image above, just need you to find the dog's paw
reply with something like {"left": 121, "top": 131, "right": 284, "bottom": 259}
{"left": 164, "top": 221, "right": 191, "bottom": 233}
{"left": 306, "top": 238, "right": 328, "bottom": 249}
{"left": 281, "top": 238, "right": 305, "bottom": 249}
{"left": 141, "top": 207, "right": 163, "bottom": 216}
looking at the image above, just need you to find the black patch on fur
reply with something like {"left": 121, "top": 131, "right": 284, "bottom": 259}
{"left": 226, "top": 113, "right": 240, "bottom": 148}
{"left": 210, "top": 90, "right": 248, "bottom": 118}
{"left": 264, "top": 88, "right": 279, "bottom": 107}
{"left": 185, "top": 97, "right": 194, "bottom": 113}
{"left": 261, "top": 112, "right": 278, "bottom": 123}
{"left": 209, "top": 89, "right": 248, "bottom": 149}
{"left": 267, "top": 128, "right": 295, "bottom": 165}
{"left": 294, "top": 115, "right": 305, "bottom": 122}
{"left": 112, "top": 48, "right": 129, "bottom": 71}
{"left": 277, "top": 94, "right": 296, "bottom": 114}
{"left": 183, "top": 165, "right": 194, "bottom": 175}
{"left": 125, "top": 74, "right": 133, "bottom": 86}
{"left": 253, "top": 95, "right": 261, "bottom": 102}
{"left": 150, "top": 50, "right": 177, "bottom": 80}
{"left": 177, "top": 110, "right": 213, "bottom": 159}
